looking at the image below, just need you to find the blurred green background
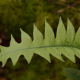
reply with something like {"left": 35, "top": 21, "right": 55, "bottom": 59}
{"left": 0, "top": 0, "right": 80, "bottom": 80}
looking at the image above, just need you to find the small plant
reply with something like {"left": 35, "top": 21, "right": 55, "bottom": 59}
{"left": 0, "top": 17, "right": 80, "bottom": 80}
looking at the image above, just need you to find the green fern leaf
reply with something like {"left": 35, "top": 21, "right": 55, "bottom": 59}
{"left": 0, "top": 17, "right": 80, "bottom": 66}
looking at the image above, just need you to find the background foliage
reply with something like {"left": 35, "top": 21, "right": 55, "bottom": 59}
{"left": 0, "top": 0, "right": 80, "bottom": 80}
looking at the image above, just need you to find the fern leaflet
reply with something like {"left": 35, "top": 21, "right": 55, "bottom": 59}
{"left": 0, "top": 17, "right": 80, "bottom": 67}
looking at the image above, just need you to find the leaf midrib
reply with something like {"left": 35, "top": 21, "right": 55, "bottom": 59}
{"left": 0, "top": 45, "right": 80, "bottom": 57}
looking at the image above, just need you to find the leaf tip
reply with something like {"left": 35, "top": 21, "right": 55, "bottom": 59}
{"left": 33, "top": 23, "right": 36, "bottom": 27}
{"left": 59, "top": 57, "right": 65, "bottom": 62}
{"left": 67, "top": 17, "right": 72, "bottom": 26}
{"left": 48, "top": 59, "right": 51, "bottom": 63}
{"left": 10, "top": 34, "right": 14, "bottom": 40}
{"left": 20, "top": 28, "right": 23, "bottom": 33}
{"left": 33, "top": 23, "right": 37, "bottom": 30}
{"left": 59, "top": 16, "right": 61, "bottom": 19}
{"left": 58, "top": 16, "right": 63, "bottom": 25}
{"left": 2, "top": 61, "right": 6, "bottom": 67}
{"left": 45, "top": 19, "right": 47, "bottom": 24}
{"left": 27, "top": 60, "right": 31, "bottom": 64}
{"left": 67, "top": 17, "right": 70, "bottom": 23}
{"left": 59, "top": 16, "right": 62, "bottom": 21}
{"left": 33, "top": 23, "right": 39, "bottom": 33}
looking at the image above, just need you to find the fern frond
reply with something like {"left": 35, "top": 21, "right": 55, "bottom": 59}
{"left": 0, "top": 17, "right": 80, "bottom": 66}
